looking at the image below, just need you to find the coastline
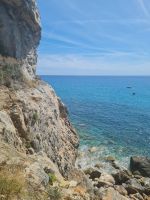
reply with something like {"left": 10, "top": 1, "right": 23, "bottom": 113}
{"left": 0, "top": 1, "right": 150, "bottom": 199}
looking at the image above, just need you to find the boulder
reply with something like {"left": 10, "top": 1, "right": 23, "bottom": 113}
{"left": 114, "top": 185, "right": 128, "bottom": 196}
{"left": 124, "top": 178, "right": 144, "bottom": 194}
{"left": 111, "top": 161, "right": 121, "bottom": 170}
{"left": 100, "top": 187, "right": 130, "bottom": 200}
{"left": 99, "top": 173, "right": 115, "bottom": 185}
{"left": 106, "top": 156, "right": 115, "bottom": 162}
{"left": 130, "top": 156, "right": 150, "bottom": 178}
{"left": 112, "top": 170, "right": 132, "bottom": 185}
{"left": 94, "top": 163, "right": 103, "bottom": 169}
{"left": 88, "top": 147, "right": 97, "bottom": 153}
{"left": 94, "top": 180, "right": 113, "bottom": 188}
{"left": 69, "top": 180, "right": 78, "bottom": 187}
{"left": 94, "top": 173, "right": 115, "bottom": 188}
{"left": 142, "top": 194, "right": 150, "bottom": 200}
{"left": 140, "top": 177, "right": 150, "bottom": 188}
{"left": 129, "top": 193, "right": 144, "bottom": 200}
{"left": 84, "top": 168, "right": 101, "bottom": 180}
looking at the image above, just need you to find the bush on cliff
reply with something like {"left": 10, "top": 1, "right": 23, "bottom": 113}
{"left": 0, "top": 163, "right": 25, "bottom": 200}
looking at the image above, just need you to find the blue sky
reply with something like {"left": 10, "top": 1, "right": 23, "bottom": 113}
{"left": 37, "top": 0, "right": 150, "bottom": 75}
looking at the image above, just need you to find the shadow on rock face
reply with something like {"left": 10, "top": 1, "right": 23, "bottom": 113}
{"left": 0, "top": 0, "right": 41, "bottom": 59}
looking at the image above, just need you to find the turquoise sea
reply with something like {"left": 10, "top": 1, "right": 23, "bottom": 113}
{"left": 41, "top": 76, "right": 150, "bottom": 168}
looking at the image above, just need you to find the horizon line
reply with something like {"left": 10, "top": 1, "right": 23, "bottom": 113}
{"left": 39, "top": 74, "right": 150, "bottom": 77}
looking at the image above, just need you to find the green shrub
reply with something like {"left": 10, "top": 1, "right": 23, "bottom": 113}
{"left": 0, "top": 64, "right": 22, "bottom": 86}
{"left": 47, "top": 187, "right": 62, "bottom": 200}
{"left": 0, "top": 176, "right": 23, "bottom": 199}
{"left": 32, "top": 112, "right": 39, "bottom": 125}
{"left": 0, "top": 164, "right": 25, "bottom": 200}
{"left": 48, "top": 173, "right": 57, "bottom": 185}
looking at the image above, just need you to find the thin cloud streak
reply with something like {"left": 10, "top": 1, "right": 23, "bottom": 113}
{"left": 137, "top": 0, "right": 150, "bottom": 17}
{"left": 37, "top": 0, "right": 150, "bottom": 75}
{"left": 47, "top": 19, "right": 150, "bottom": 25}
{"left": 37, "top": 53, "right": 150, "bottom": 75}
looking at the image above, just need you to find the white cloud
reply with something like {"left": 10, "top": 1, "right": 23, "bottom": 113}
{"left": 37, "top": 53, "right": 150, "bottom": 75}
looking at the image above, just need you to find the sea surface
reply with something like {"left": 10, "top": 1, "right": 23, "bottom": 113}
{"left": 41, "top": 76, "right": 150, "bottom": 168}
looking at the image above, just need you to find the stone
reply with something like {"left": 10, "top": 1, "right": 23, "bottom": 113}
{"left": 69, "top": 180, "right": 78, "bottom": 187}
{"left": 140, "top": 177, "right": 150, "bottom": 195}
{"left": 142, "top": 194, "right": 150, "bottom": 200}
{"left": 130, "top": 156, "right": 150, "bottom": 178}
{"left": 125, "top": 178, "right": 144, "bottom": 194}
{"left": 114, "top": 185, "right": 128, "bottom": 196}
{"left": 68, "top": 169, "right": 94, "bottom": 197}
{"left": 94, "top": 173, "right": 115, "bottom": 188}
{"left": 112, "top": 170, "right": 132, "bottom": 185}
{"left": 94, "top": 180, "right": 113, "bottom": 188}
{"left": 129, "top": 193, "right": 144, "bottom": 200}
{"left": 44, "top": 167, "right": 55, "bottom": 175}
{"left": 111, "top": 161, "right": 121, "bottom": 170}
{"left": 88, "top": 147, "right": 97, "bottom": 153}
{"left": 106, "top": 156, "right": 115, "bottom": 162}
{"left": 140, "top": 178, "right": 150, "bottom": 195}
{"left": 100, "top": 187, "right": 130, "bottom": 200}
{"left": 134, "top": 175, "right": 143, "bottom": 179}
{"left": 26, "top": 162, "right": 50, "bottom": 187}
{"left": 58, "top": 98, "right": 68, "bottom": 119}
{"left": 99, "top": 173, "right": 115, "bottom": 185}
{"left": 84, "top": 168, "right": 101, "bottom": 180}
{"left": 28, "top": 147, "right": 34, "bottom": 155}
{"left": 140, "top": 177, "right": 150, "bottom": 187}
{"left": 94, "top": 163, "right": 103, "bottom": 169}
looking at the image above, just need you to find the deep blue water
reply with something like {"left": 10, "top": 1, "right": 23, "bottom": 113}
{"left": 41, "top": 76, "right": 150, "bottom": 166}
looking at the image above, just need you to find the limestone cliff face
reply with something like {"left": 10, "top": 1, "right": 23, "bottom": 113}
{"left": 0, "top": 0, "right": 41, "bottom": 82}
{"left": 0, "top": 0, "right": 79, "bottom": 177}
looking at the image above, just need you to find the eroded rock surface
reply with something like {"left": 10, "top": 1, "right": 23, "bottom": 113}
{"left": 0, "top": 0, "right": 41, "bottom": 83}
{"left": 0, "top": 0, "right": 79, "bottom": 178}
{"left": 0, "top": 82, "right": 79, "bottom": 177}
{"left": 0, "top": 0, "right": 40, "bottom": 59}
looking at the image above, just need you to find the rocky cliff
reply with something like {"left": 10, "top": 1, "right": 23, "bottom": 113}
{"left": 1, "top": 1, "right": 150, "bottom": 200}
{"left": 0, "top": 0, "right": 41, "bottom": 84}
{"left": 0, "top": 0, "right": 79, "bottom": 178}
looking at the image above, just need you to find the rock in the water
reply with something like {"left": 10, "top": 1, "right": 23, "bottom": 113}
{"left": 106, "top": 156, "right": 115, "bottom": 162}
{"left": 88, "top": 147, "right": 97, "bottom": 153}
{"left": 130, "top": 156, "right": 150, "bottom": 178}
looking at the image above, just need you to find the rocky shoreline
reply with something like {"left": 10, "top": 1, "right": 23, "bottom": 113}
{"left": 76, "top": 155, "right": 150, "bottom": 199}
{"left": 0, "top": 0, "right": 149, "bottom": 199}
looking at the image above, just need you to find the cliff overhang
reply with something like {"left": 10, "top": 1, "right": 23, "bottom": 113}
{"left": 0, "top": 0, "right": 41, "bottom": 84}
